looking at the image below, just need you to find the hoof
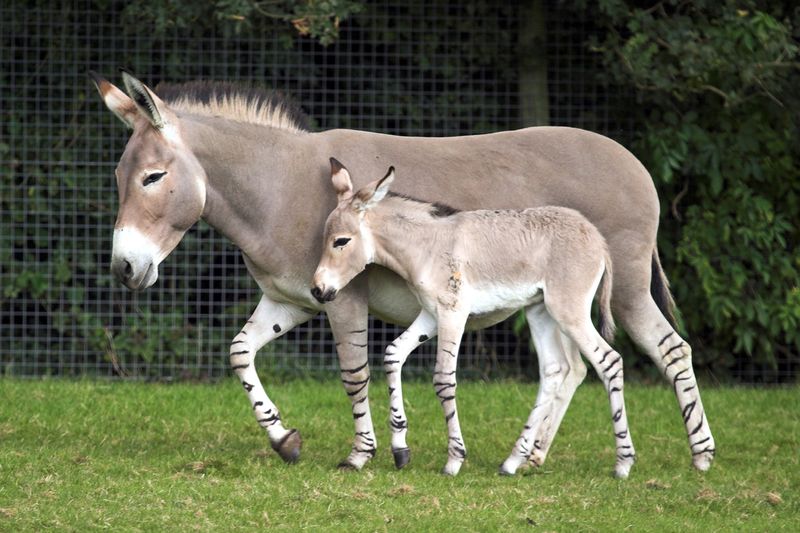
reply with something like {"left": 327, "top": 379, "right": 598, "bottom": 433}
{"left": 272, "top": 429, "right": 302, "bottom": 464}
{"left": 393, "top": 447, "right": 411, "bottom": 469}
{"left": 692, "top": 451, "right": 715, "bottom": 472}
{"left": 337, "top": 461, "right": 359, "bottom": 470}
{"left": 498, "top": 465, "right": 516, "bottom": 477}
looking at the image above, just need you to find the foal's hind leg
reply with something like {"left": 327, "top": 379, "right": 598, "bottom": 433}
{"left": 547, "top": 300, "right": 636, "bottom": 478}
{"left": 612, "top": 273, "right": 715, "bottom": 471}
{"left": 230, "top": 294, "right": 313, "bottom": 462}
{"left": 499, "top": 303, "right": 587, "bottom": 476}
{"left": 384, "top": 310, "right": 438, "bottom": 469}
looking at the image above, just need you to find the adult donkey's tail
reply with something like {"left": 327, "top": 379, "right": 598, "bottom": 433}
{"left": 597, "top": 247, "right": 616, "bottom": 342}
{"left": 650, "top": 248, "right": 678, "bottom": 329}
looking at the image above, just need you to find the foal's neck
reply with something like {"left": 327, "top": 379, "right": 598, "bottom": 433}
{"left": 367, "top": 196, "right": 455, "bottom": 281}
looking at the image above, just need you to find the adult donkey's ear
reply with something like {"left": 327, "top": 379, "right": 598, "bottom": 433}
{"left": 329, "top": 157, "right": 354, "bottom": 201}
{"left": 358, "top": 166, "right": 395, "bottom": 211}
{"left": 88, "top": 71, "right": 137, "bottom": 129}
{"left": 120, "top": 69, "right": 173, "bottom": 131}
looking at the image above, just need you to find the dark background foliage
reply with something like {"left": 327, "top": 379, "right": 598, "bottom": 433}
{"left": 1, "top": 0, "right": 797, "bottom": 382}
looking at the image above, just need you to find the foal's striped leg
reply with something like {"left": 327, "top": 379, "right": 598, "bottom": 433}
{"left": 500, "top": 304, "right": 587, "bottom": 476}
{"left": 230, "top": 294, "right": 313, "bottom": 462}
{"left": 581, "top": 336, "right": 636, "bottom": 478}
{"left": 384, "top": 310, "right": 437, "bottom": 469}
{"left": 434, "top": 314, "right": 468, "bottom": 476}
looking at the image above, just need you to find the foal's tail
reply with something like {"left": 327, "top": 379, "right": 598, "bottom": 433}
{"left": 597, "top": 246, "right": 616, "bottom": 343}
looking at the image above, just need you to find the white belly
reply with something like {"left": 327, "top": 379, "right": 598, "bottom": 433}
{"left": 467, "top": 281, "right": 545, "bottom": 316}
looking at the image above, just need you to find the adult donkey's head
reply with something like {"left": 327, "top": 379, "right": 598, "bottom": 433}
{"left": 311, "top": 158, "right": 394, "bottom": 303}
{"left": 90, "top": 70, "right": 207, "bottom": 290}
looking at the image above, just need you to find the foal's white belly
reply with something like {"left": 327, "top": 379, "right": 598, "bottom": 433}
{"left": 366, "top": 268, "right": 546, "bottom": 332}
{"left": 467, "top": 281, "right": 545, "bottom": 315}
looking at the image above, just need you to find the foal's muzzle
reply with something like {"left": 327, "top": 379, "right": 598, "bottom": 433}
{"left": 310, "top": 286, "right": 337, "bottom": 304}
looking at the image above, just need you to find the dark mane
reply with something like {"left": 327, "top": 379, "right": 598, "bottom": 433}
{"left": 153, "top": 80, "right": 311, "bottom": 133}
{"left": 387, "top": 192, "right": 460, "bottom": 218}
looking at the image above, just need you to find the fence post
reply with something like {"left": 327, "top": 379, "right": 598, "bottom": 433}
{"left": 518, "top": 0, "right": 549, "bottom": 127}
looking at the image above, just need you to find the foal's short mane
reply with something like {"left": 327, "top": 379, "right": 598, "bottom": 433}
{"left": 154, "top": 80, "right": 311, "bottom": 134}
{"left": 386, "top": 192, "right": 460, "bottom": 218}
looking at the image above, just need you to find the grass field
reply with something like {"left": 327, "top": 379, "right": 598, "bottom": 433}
{"left": 0, "top": 379, "right": 797, "bottom": 531}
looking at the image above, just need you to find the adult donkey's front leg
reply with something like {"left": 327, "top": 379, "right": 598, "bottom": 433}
{"left": 230, "top": 294, "right": 313, "bottom": 462}
{"left": 324, "top": 275, "right": 378, "bottom": 470}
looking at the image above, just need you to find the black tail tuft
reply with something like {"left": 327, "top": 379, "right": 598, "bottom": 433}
{"left": 651, "top": 249, "right": 677, "bottom": 329}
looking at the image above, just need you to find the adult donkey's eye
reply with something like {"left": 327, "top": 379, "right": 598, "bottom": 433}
{"left": 333, "top": 237, "right": 351, "bottom": 248}
{"left": 143, "top": 171, "right": 167, "bottom": 186}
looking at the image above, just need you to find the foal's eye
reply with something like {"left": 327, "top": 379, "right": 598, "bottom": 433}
{"left": 333, "top": 237, "right": 351, "bottom": 248}
{"left": 143, "top": 171, "right": 167, "bottom": 186}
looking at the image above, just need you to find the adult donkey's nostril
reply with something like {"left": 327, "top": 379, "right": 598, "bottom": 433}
{"left": 123, "top": 260, "right": 133, "bottom": 280}
{"left": 111, "top": 258, "right": 134, "bottom": 284}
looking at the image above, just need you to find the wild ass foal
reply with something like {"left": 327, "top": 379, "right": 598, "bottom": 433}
{"left": 312, "top": 160, "right": 636, "bottom": 477}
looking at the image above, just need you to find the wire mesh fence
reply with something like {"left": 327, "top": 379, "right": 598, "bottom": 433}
{"left": 3, "top": 1, "right": 640, "bottom": 380}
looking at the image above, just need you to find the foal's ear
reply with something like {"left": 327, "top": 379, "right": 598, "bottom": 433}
{"left": 89, "top": 71, "right": 137, "bottom": 129}
{"left": 358, "top": 166, "right": 395, "bottom": 211}
{"left": 120, "top": 69, "right": 173, "bottom": 131}
{"left": 329, "top": 157, "right": 354, "bottom": 200}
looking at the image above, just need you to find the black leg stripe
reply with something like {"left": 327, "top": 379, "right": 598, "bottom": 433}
{"left": 341, "top": 361, "right": 369, "bottom": 374}
{"left": 231, "top": 363, "right": 250, "bottom": 370}
{"left": 663, "top": 343, "right": 686, "bottom": 358}
{"left": 603, "top": 355, "right": 622, "bottom": 373}
{"left": 658, "top": 331, "right": 675, "bottom": 346}
{"left": 341, "top": 376, "right": 370, "bottom": 386}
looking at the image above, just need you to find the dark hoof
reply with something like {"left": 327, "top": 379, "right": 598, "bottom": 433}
{"left": 272, "top": 429, "right": 302, "bottom": 464}
{"left": 337, "top": 461, "right": 358, "bottom": 471}
{"left": 393, "top": 447, "right": 411, "bottom": 469}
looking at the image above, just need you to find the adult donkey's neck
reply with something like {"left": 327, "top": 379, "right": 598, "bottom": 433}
{"left": 180, "top": 114, "right": 329, "bottom": 281}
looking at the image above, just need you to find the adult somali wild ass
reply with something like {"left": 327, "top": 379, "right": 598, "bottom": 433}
{"left": 90, "top": 70, "right": 714, "bottom": 471}
{"left": 311, "top": 161, "right": 636, "bottom": 477}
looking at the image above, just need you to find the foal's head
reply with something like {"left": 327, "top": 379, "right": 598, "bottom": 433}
{"left": 91, "top": 71, "right": 207, "bottom": 290}
{"left": 311, "top": 159, "right": 394, "bottom": 303}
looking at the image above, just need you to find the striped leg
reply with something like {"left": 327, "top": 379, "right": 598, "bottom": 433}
{"left": 434, "top": 314, "right": 468, "bottom": 476}
{"left": 384, "top": 310, "right": 438, "bottom": 469}
{"left": 325, "top": 276, "right": 378, "bottom": 470}
{"left": 560, "top": 318, "right": 636, "bottom": 479}
{"left": 500, "top": 304, "right": 587, "bottom": 475}
{"left": 230, "top": 294, "right": 313, "bottom": 462}
{"left": 618, "top": 296, "right": 715, "bottom": 470}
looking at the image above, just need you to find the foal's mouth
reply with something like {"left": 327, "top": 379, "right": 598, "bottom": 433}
{"left": 310, "top": 286, "right": 337, "bottom": 304}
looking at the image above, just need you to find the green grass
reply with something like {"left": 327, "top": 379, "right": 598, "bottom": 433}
{"left": 0, "top": 379, "right": 797, "bottom": 531}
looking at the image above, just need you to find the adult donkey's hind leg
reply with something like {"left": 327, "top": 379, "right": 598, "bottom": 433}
{"left": 613, "top": 251, "right": 715, "bottom": 471}
{"left": 230, "top": 294, "right": 313, "bottom": 462}
{"left": 616, "top": 287, "right": 716, "bottom": 471}
{"left": 499, "top": 303, "right": 587, "bottom": 476}
{"left": 324, "top": 275, "right": 379, "bottom": 470}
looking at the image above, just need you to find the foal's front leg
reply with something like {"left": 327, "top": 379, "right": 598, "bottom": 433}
{"left": 434, "top": 312, "right": 468, "bottom": 476}
{"left": 230, "top": 294, "right": 313, "bottom": 462}
{"left": 384, "top": 309, "right": 438, "bottom": 469}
